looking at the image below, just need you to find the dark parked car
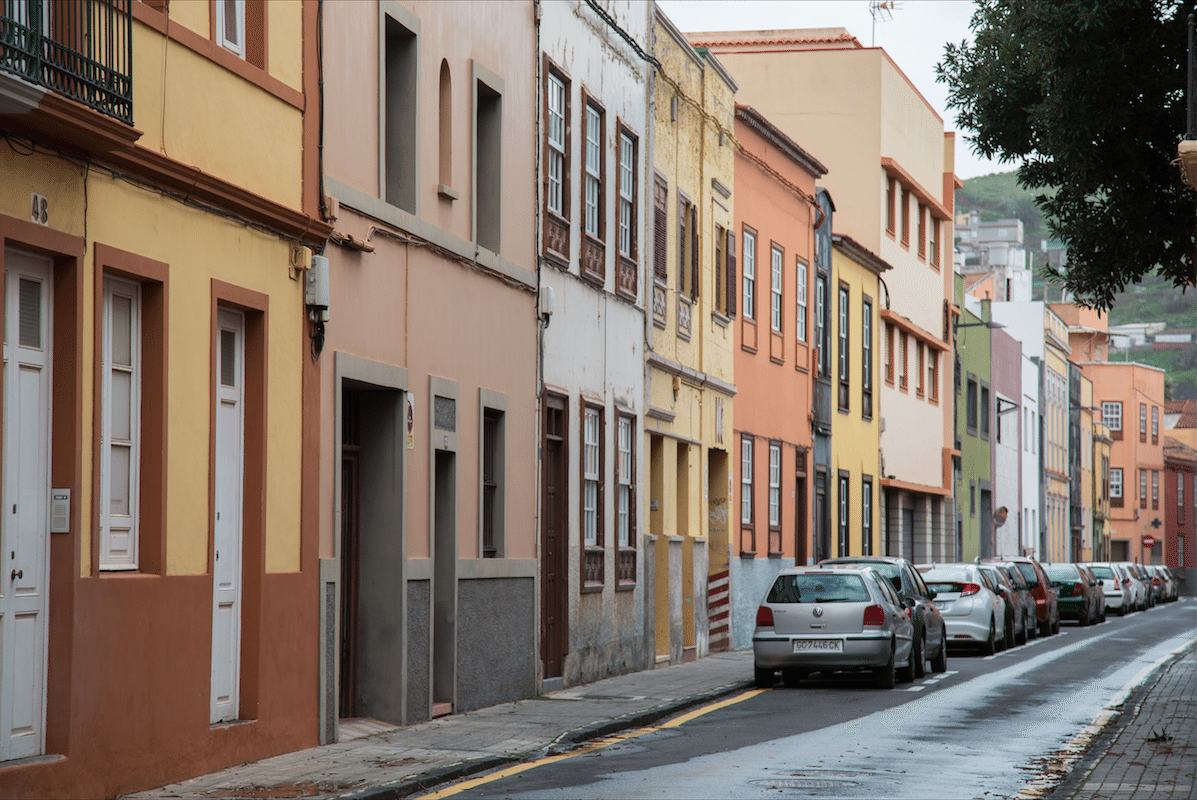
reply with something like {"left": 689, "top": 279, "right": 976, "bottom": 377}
{"left": 819, "top": 556, "right": 948, "bottom": 676}
{"left": 995, "top": 563, "right": 1037, "bottom": 643}
{"left": 980, "top": 556, "right": 1060, "bottom": 636}
{"left": 978, "top": 563, "right": 1023, "bottom": 648}
{"left": 1078, "top": 563, "right": 1106, "bottom": 622}
{"left": 1045, "top": 563, "right": 1101, "bottom": 626}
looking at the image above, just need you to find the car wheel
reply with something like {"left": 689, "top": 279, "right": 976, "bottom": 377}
{"left": 1078, "top": 605, "right": 1090, "bottom": 626}
{"left": 930, "top": 628, "right": 948, "bottom": 673}
{"left": 1040, "top": 614, "right": 1051, "bottom": 637}
{"left": 980, "top": 618, "right": 996, "bottom": 656}
{"left": 897, "top": 640, "right": 916, "bottom": 684}
{"left": 1051, "top": 613, "right": 1061, "bottom": 635}
{"left": 913, "top": 631, "right": 926, "bottom": 679}
{"left": 782, "top": 668, "right": 805, "bottom": 688}
{"left": 874, "top": 644, "right": 897, "bottom": 689}
{"left": 1003, "top": 611, "right": 1015, "bottom": 650}
{"left": 1027, "top": 614, "right": 1038, "bottom": 639}
{"left": 1117, "top": 602, "right": 1126, "bottom": 617}
{"left": 1016, "top": 612, "right": 1028, "bottom": 646}
{"left": 754, "top": 665, "right": 774, "bottom": 689}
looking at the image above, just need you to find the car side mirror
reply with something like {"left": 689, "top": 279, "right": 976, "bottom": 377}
{"left": 926, "top": 589, "right": 938, "bottom": 600}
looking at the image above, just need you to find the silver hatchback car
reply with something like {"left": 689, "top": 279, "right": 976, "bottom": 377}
{"left": 753, "top": 566, "right": 915, "bottom": 690}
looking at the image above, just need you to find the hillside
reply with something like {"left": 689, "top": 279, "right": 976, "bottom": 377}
{"left": 956, "top": 173, "right": 1197, "bottom": 400}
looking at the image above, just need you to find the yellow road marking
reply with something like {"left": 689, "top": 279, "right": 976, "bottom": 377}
{"left": 418, "top": 689, "right": 764, "bottom": 798}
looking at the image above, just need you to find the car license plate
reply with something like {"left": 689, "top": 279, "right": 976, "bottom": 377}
{"left": 794, "top": 639, "right": 842, "bottom": 652}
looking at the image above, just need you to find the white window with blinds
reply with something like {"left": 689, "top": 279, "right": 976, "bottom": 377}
{"left": 770, "top": 246, "right": 783, "bottom": 332}
{"left": 742, "top": 230, "right": 756, "bottom": 319}
{"left": 101, "top": 276, "right": 141, "bottom": 569}
{"left": 584, "top": 104, "right": 601, "bottom": 238}
{"left": 796, "top": 260, "right": 807, "bottom": 342}
{"left": 215, "top": 0, "right": 245, "bottom": 57}
{"left": 617, "top": 416, "right": 632, "bottom": 548}
{"left": 741, "top": 437, "right": 753, "bottom": 525}
{"left": 547, "top": 73, "right": 566, "bottom": 216}
{"left": 583, "top": 406, "right": 600, "bottom": 545}
{"left": 618, "top": 132, "right": 634, "bottom": 259}
{"left": 768, "top": 443, "right": 781, "bottom": 527}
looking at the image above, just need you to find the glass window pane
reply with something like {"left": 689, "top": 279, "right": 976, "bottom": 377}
{"left": 19, "top": 278, "right": 41, "bottom": 349}
{"left": 112, "top": 293, "right": 133, "bottom": 367}
{"left": 221, "top": 329, "right": 237, "bottom": 387}
{"left": 110, "top": 444, "right": 131, "bottom": 516}
{"left": 110, "top": 369, "right": 132, "bottom": 441}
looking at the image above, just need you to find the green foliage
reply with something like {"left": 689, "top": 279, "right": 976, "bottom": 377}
{"left": 938, "top": 0, "right": 1195, "bottom": 311}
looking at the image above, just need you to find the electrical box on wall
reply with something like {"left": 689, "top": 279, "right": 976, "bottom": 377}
{"left": 50, "top": 489, "right": 70, "bottom": 533}
{"left": 306, "top": 254, "right": 330, "bottom": 319}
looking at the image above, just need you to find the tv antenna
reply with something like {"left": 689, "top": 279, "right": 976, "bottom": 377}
{"left": 869, "top": 0, "right": 899, "bottom": 46}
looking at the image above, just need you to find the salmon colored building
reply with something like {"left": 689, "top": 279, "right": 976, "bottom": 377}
{"left": 1163, "top": 437, "right": 1195, "bottom": 578}
{"left": 0, "top": 1, "right": 330, "bottom": 796}
{"left": 1083, "top": 362, "right": 1167, "bottom": 565}
{"left": 316, "top": 0, "right": 539, "bottom": 736}
{"left": 726, "top": 105, "right": 825, "bottom": 650}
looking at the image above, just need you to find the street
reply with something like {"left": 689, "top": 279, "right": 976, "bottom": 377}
{"left": 421, "top": 599, "right": 1197, "bottom": 800}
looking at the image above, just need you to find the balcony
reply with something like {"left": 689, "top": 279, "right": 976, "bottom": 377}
{"left": 1, "top": 0, "right": 133, "bottom": 125}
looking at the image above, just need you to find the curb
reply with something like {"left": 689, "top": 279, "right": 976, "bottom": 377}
{"left": 337, "top": 678, "right": 755, "bottom": 800}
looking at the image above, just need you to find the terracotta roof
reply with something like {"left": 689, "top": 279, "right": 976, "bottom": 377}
{"left": 1164, "top": 437, "right": 1197, "bottom": 468}
{"left": 688, "top": 28, "right": 861, "bottom": 50}
{"left": 964, "top": 272, "right": 993, "bottom": 292}
{"left": 1166, "top": 400, "right": 1197, "bottom": 429}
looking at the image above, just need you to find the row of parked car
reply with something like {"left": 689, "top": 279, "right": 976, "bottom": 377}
{"left": 753, "top": 555, "right": 1182, "bottom": 690}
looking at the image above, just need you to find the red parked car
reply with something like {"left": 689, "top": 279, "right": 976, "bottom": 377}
{"left": 979, "top": 556, "right": 1060, "bottom": 636}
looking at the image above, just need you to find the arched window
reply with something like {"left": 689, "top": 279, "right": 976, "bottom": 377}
{"left": 438, "top": 60, "right": 452, "bottom": 187}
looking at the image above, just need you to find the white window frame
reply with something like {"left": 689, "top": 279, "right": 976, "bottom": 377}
{"left": 770, "top": 246, "right": 783, "bottom": 332}
{"left": 862, "top": 479, "right": 873, "bottom": 555}
{"left": 741, "top": 437, "right": 753, "bottom": 525}
{"left": 742, "top": 230, "right": 756, "bottom": 320}
{"left": 618, "top": 131, "right": 634, "bottom": 259}
{"left": 796, "top": 259, "right": 807, "bottom": 343}
{"left": 215, "top": 0, "right": 246, "bottom": 58}
{"left": 584, "top": 104, "right": 601, "bottom": 238}
{"left": 768, "top": 443, "right": 781, "bottom": 527}
{"left": 583, "top": 407, "right": 600, "bottom": 546}
{"left": 617, "top": 416, "right": 632, "bottom": 548}
{"left": 546, "top": 73, "right": 566, "bottom": 217}
{"left": 100, "top": 276, "right": 142, "bottom": 570}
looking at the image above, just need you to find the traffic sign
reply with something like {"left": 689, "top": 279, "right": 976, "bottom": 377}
{"left": 1142, "top": 534, "right": 1156, "bottom": 548}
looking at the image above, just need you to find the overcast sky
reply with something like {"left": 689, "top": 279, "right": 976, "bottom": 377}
{"left": 656, "top": 0, "right": 1012, "bottom": 180}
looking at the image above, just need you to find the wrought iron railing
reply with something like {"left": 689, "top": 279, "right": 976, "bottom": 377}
{"left": 1, "top": 0, "right": 133, "bottom": 124}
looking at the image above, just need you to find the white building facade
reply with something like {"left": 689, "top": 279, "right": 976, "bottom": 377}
{"left": 537, "top": 0, "right": 654, "bottom": 690}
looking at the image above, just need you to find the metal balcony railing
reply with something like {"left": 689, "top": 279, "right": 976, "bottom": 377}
{"left": 1, "top": 0, "right": 132, "bottom": 125}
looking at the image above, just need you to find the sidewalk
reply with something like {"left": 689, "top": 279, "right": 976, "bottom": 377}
{"left": 125, "top": 651, "right": 756, "bottom": 800}
{"left": 1047, "top": 642, "right": 1197, "bottom": 800}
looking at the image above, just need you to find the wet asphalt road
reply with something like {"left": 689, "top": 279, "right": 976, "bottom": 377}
{"left": 421, "top": 598, "right": 1197, "bottom": 800}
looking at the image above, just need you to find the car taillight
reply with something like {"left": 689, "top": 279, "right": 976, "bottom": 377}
{"left": 1072, "top": 581, "right": 1085, "bottom": 597}
{"left": 961, "top": 583, "right": 981, "bottom": 597}
{"left": 1122, "top": 578, "right": 1131, "bottom": 586}
{"left": 863, "top": 604, "right": 886, "bottom": 626}
{"left": 756, "top": 606, "right": 774, "bottom": 627}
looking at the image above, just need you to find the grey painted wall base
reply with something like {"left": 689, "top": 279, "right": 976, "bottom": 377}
{"left": 456, "top": 577, "right": 536, "bottom": 712}
{"left": 731, "top": 556, "right": 798, "bottom": 651}
{"left": 406, "top": 580, "right": 430, "bottom": 724}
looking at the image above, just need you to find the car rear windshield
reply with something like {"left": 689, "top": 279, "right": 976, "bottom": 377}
{"left": 766, "top": 573, "right": 870, "bottom": 604}
{"left": 1045, "top": 565, "right": 1079, "bottom": 580}
{"left": 1089, "top": 566, "right": 1115, "bottom": 579}
{"left": 921, "top": 568, "right": 970, "bottom": 592}
{"left": 1014, "top": 563, "right": 1038, "bottom": 585}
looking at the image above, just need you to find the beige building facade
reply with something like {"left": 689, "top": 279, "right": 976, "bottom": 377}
{"left": 691, "top": 29, "right": 957, "bottom": 561}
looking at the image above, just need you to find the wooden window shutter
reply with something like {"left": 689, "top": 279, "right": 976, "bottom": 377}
{"left": 690, "top": 204, "right": 698, "bottom": 300}
{"left": 714, "top": 225, "right": 723, "bottom": 311}
{"left": 727, "top": 228, "right": 736, "bottom": 318}
{"left": 654, "top": 177, "right": 668, "bottom": 282}
{"left": 678, "top": 197, "right": 687, "bottom": 295}
{"left": 245, "top": 0, "right": 267, "bottom": 71}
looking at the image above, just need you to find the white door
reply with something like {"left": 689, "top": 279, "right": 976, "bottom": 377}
{"left": 1, "top": 249, "right": 52, "bottom": 761}
{"left": 211, "top": 308, "right": 244, "bottom": 724}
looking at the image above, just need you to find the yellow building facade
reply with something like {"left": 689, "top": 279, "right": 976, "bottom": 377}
{"left": 647, "top": 9, "right": 737, "bottom": 664}
{"left": 1042, "top": 308, "right": 1073, "bottom": 562}
{"left": 830, "top": 235, "right": 889, "bottom": 557}
{"left": 0, "top": 2, "right": 329, "bottom": 797}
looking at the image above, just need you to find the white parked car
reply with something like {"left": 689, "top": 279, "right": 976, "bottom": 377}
{"left": 919, "top": 564, "right": 1008, "bottom": 655}
{"left": 1084, "top": 562, "right": 1130, "bottom": 616}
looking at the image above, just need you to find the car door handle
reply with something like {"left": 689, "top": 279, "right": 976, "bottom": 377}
{"left": 11, "top": 569, "right": 22, "bottom": 581}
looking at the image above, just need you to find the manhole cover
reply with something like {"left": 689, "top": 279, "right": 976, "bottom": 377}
{"left": 750, "top": 778, "right": 862, "bottom": 789}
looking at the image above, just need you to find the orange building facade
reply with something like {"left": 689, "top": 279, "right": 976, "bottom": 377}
{"left": 726, "top": 105, "right": 825, "bottom": 649}
{"left": 1082, "top": 362, "right": 1167, "bottom": 565}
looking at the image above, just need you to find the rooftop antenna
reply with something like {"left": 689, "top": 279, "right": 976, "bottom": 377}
{"left": 869, "top": 0, "right": 898, "bottom": 47}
